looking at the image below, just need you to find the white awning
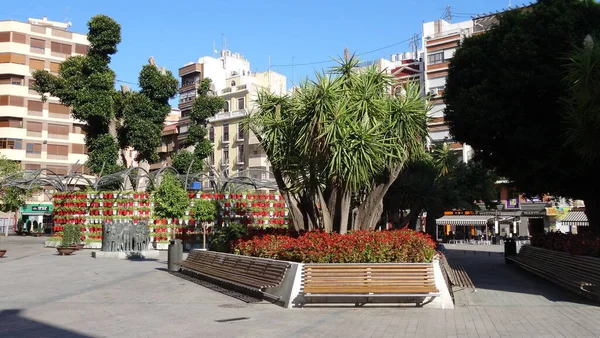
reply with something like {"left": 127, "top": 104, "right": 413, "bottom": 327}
{"left": 561, "top": 211, "right": 588, "bottom": 226}
{"left": 435, "top": 215, "right": 492, "bottom": 226}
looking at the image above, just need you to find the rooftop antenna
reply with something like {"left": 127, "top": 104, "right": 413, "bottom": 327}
{"left": 409, "top": 33, "right": 420, "bottom": 59}
{"left": 441, "top": 5, "right": 452, "bottom": 22}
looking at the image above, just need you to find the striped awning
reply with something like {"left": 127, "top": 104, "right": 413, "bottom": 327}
{"left": 560, "top": 211, "right": 588, "bottom": 226}
{"left": 436, "top": 215, "right": 492, "bottom": 226}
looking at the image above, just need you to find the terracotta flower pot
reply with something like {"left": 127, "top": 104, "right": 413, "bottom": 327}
{"left": 57, "top": 247, "right": 75, "bottom": 256}
{"left": 0, "top": 250, "right": 6, "bottom": 258}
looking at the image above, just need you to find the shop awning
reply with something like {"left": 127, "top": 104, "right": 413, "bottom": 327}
{"left": 436, "top": 215, "right": 492, "bottom": 226}
{"left": 560, "top": 211, "right": 588, "bottom": 226}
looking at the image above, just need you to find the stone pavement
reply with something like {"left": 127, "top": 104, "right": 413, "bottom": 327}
{"left": 0, "top": 237, "right": 599, "bottom": 338}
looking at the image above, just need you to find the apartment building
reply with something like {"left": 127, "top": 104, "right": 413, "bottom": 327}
{"left": 0, "top": 17, "right": 88, "bottom": 175}
{"left": 0, "top": 17, "right": 88, "bottom": 231}
{"left": 422, "top": 19, "right": 474, "bottom": 163}
{"left": 176, "top": 50, "right": 286, "bottom": 188}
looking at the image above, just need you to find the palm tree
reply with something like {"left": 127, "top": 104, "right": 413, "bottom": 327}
{"left": 247, "top": 53, "right": 429, "bottom": 233}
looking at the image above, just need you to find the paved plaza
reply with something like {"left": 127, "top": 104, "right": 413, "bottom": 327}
{"left": 1, "top": 237, "right": 599, "bottom": 338}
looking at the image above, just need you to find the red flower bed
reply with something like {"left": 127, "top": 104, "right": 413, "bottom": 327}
{"left": 234, "top": 229, "right": 437, "bottom": 263}
{"left": 531, "top": 232, "right": 600, "bottom": 257}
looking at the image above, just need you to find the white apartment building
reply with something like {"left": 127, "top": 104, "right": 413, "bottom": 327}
{"left": 422, "top": 19, "right": 475, "bottom": 163}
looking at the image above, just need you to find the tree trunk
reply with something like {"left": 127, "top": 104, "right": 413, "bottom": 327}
{"left": 272, "top": 168, "right": 319, "bottom": 231}
{"left": 334, "top": 189, "right": 351, "bottom": 234}
{"left": 583, "top": 197, "right": 600, "bottom": 235}
{"left": 356, "top": 167, "right": 402, "bottom": 230}
{"left": 425, "top": 213, "right": 438, "bottom": 240}
{"left": 108, "top": 118, "right": 124, "bottom": 166}
{"left": 317, "top": 186, "right": 333, "bottom": 233}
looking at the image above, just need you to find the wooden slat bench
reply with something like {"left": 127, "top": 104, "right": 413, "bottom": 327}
{"left": 302, "top": 263, "right": 440, "bottom": 306}
{"left": 179, "top": 250, "right": 291, "bottom": 300}
{"left": 507, "top": 245, "right": 600, "bottom": 302}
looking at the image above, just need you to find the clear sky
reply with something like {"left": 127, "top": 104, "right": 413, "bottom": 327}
{"left": 4, "top": 0, "right": 516, "bottom": 106}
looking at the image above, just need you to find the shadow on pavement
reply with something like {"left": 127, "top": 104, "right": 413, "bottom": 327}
{"left": 446, "top": 248, "right": 597, "bottom": 306}
{"left": 0, "top": 309, "right": 92, "bottom": 338}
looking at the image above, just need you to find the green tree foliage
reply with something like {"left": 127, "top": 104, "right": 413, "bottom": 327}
{"left": 32, "top": 15, "right": 178, "bottom": 174}
{"left": 384, "top": 149, "right": 497, "bottom": 234}
{"left": 171, "top": 149, "right": 204, "bottom": 174}
{"left": 0, "top": 155, "right": 28, "bottom": 214}
{"left": 444, "top": 0, "right": 600, "bottom": 233}
{"left": 191, "top": 199, "right": 217, "bottom": 221}
{"left": 563, "top": 35, "right": 600, "bottom": 164}
{"left": 249, "top": 54, "right": 429, "bottom": 233}
{"left": 186, "top": 78, "right": 225, "bottom": 163}
{"left": 153, "top": 173, "right": 188, "bottom": 220}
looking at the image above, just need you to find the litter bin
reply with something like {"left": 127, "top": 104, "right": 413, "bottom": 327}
{"left": 504, "top": 237, "right": 517, "bottom": 264}
{"left": 167, "top": 239, "right": 183, "bottom": 272}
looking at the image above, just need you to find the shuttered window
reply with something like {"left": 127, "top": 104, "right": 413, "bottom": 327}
{"left": 50, "top": 42, "right": 72, "bottom": 55}
{"left": 29, "top": 58, "right": 45, "bottom": 70}
{"left": 26, "top": 121, "right": 42, "bottom": 132}
{"left": 26, "top": 143, "right": 42, "bottom": 154}
{"left": 0, "top": 53, "right": 26, "bottom": 64}
{"left": 12, "top": 32, "right": 26, "bottom": 44}
{"left": 71, "top": 144, "right": 85, "bottom": 154}
{"left": 47, "top": 124, "right": 69, "bottom": 135}
{"left": 50, "top": 62, "right": 60, "bottom": 73}
{"left": 30, "top": 38, "right": 45, "bottom": 50}
{"left": 47, "top": 144, "right": 69, "bottom": 155}
{"left": 28, "top": 100, "right": 43, "bottom": 112}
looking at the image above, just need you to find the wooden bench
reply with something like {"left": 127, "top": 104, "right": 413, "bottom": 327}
{"left": 302, "top": 263, "right": 440, "bottom": 306}
{"left": 507, "top": 245, "right": 600, "bottom": 302}
{"left": 179, "top": 250, "right": 291, "bottom": 300}
{"left": 440, "top": 254, "right": 475, "bottom": 289}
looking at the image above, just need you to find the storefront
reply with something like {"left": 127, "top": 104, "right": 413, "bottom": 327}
{"left": 19, "top": 204, "right": 54, "bottom": 233}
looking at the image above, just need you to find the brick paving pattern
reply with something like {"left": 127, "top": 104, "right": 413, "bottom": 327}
{"left": 0, "top": 237, "right": 599, "bottom": 337}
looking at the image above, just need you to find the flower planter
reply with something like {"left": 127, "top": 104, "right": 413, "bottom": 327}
{"left": 0, "top": 249, "right": 6, "bottom": 258}
{"left": 57, "top": 247, "right": 75, "bottom": 255}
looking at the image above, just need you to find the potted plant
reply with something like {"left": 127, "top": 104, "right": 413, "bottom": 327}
{"left": 57, "top": 224, "right": 77, "bottom": 255}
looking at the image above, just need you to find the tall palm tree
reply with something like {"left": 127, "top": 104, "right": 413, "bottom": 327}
{"left": 247, "top": 53, "right": 429, "bottom": 233}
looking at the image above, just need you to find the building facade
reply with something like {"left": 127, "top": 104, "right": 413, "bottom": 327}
{"left": 422, "top": 18, "right": 474, "bottom": 163}
{"left": 0, "top": 17, "right": 88, "bottom": 232}
{"left": 0, "top": 17, "right": 88, "bottom": 175}
{"left": 175, "top": 50, "right": 286, "bottom": 189}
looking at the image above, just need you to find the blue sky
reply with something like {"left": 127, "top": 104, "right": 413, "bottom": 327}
{"left": 4, "top": 0, "right": 515, "bottom": 106}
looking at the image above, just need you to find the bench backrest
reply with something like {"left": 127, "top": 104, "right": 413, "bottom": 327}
{"left": 185, "top": 250, "right": 291, "bottom": 284}
{"left": 303, "top": 263, "right": 436, "bottom": 288}
{"left": 518, "top": 245, "right": 600, "bottom": 283}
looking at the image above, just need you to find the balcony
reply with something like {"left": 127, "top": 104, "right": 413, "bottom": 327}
{"left": 208, "top": 109, "right": 248, "bottom": 123}
{"left": 179, "top": 63, "right": 202, "bottom": 77}
{"left": 221, "top": 87, "right": 232, "bottom": 94}
{"left": 249, "top": 152, "right": 268, "bottom": 167}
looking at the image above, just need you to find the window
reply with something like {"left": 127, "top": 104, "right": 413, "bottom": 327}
{"left": 209, "top": 126, "right": 214, "bottom": 142}
{"left": 47, "top": 144, "right": 68, "bottom": 155}
{"left": 0, "top": 118, "right": 22, "bottom": 128}
{"left": 0, "top": 75, "right": 24, "bottom": 85}
{"left": 48, "top": 103, "right": 70, "bottom": 117}
{"left": 26, "top": 121, "right": 42, "bottom": 132}
{"left": 75, "top": 44, "right": 88, "bottom": 55}
{"left": 231, "top": 80, "right": 236, "bottom": 87}
{"left": 50, "top": 42, "right": 72, "bottom": 55}
{"left": 29, "top": 58, "right": 45, "bottom": 70}
{"left": 222, "top": 149, "right": 229, "bottom": 163}
{"left": 223, "top": 124, "right": 229, "bottom": 140}
{"left": 0, "top": 53, "right": 26, "bottom": 64}
{"left": 224, "top": 100, "right": 230, "bottom": 112}
{"left": 237, "top": 145, "right": 244, "bottom": 162}
{"left": 209, "top": 152, "right": 215, "bottom": 165}
{"left": 26, "top": 143, "right": 41, "bottom": 154}
{"left": 72, "top": 124, "right": 85, "bottom": 134}
{"left": 71, "top": 144, "right": 85, "bottom": 154}
{"left": 47, "top": 123, "right": 69, "bottom": 136}
{"left": 0, "top": 138, "right": 23, "bottom": 149}
{"left": 427, "top": 52, "right": 444, "bottom": 65}
{"left": 238, "top": 98, "right": 245, "bottom": 110}
{"left": 0, "top": 32, "right": 9, "bottom": 43}
{"left": 237, "top": 123, "right": 244, "bottom": 139}
{"left": 181, "top": 110, "right": 191, "bottom": 118}
{"left": 50, "top": 62, "right": 60, "bottom": 73}
{"left": 30, "top": 38, "right": 45, "bottom": 51}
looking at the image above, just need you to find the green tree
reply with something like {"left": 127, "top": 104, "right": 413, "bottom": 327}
{"left": 171, "top": 149, "right": 203, "bottom": 175}
{"left": 153, "top": 173, "right": 188, "bottom": 220}
{"left": 563, "top": 34, "right": 600, "bottom": 164}
{"left": 32, "top": 15, "right": 178, "bottom": 174}
{"left": 0, "top": 156, "right": 30, "bottom": 235}
{"left": 444, "top": 0, "right": 600, "bottom": 233}
{"left": 248, "top": 54, "right": 429, "bottom": 233}
{"left": 185, "top": 78, "right": 225, "bottom": 165}
{"left": 191, "top": 199, "right": 218, "bottom": 250}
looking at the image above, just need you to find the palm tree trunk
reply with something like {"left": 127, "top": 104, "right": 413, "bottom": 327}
{"left": 317, "top": 186, "right": 333, "bottom": 233}
{"left": 356, "top": 166, "right": 401, "bottom": 230}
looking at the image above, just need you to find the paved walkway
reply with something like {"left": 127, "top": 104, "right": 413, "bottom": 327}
{"left": 0, "top": 237, "right": 599, "bottom": 338}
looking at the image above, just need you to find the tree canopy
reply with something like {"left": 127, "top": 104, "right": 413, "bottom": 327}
{"left": 248, "top": 54, "right": 429, "bottom": 233}
{"left": 0, "top": 156, "right": 27, "bottom": 214}
{"left": 444, "top": 0, "right": 600, "bottom": 232}
{"left": 33, "top": 15, "right": 178, "bottom": 175}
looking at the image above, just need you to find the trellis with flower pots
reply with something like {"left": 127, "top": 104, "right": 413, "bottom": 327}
{"left": 48, "top": 191, "right": 291, "bottom": 249}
